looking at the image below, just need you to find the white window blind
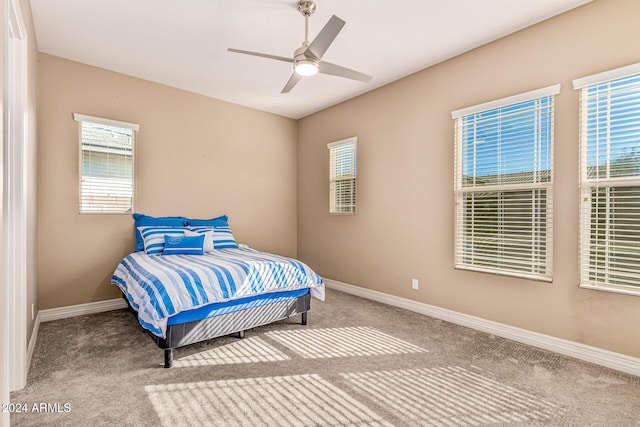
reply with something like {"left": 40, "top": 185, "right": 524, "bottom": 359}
{"left": 74, "top": 113, "right": 138, "bottom": 214}
{"left": 575, "top": 65, "right": 640, "bottom": 296}
{"left": 453, "top": 85, "right": 559, "bottom": 281}
{"left": 328, "top": 137, "right": 357, "bottom": 215}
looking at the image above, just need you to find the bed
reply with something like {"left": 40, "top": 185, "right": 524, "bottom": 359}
{"left": 112, "top": 214, "right": 325, "bottom": 367}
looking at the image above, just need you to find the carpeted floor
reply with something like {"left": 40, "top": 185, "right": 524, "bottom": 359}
{"left": 10, "top": 288, "right": 640, "bottom": 426}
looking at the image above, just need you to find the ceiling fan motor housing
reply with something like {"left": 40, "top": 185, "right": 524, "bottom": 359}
{"left": 294, "top": 45, "right": 316, "bottom": 62}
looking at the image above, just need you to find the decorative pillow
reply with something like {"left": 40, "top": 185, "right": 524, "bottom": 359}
{"left": 185, "top": 214, "right": 228, "bottom": 228}
{"left": 189, "top": 225, "right": 239, "bottom": 249}
{"left": 133, "top": 214, "right": 187, "bottom": 252}
{"left": 138, "top": 226, "right": 186, "bottom": 255}
{"left": 163, "top": 234, "right": 205, "bottom": 255}
{"left": 211, "top": 225, "right": 239, "bottom": 249}
{"left": 184, "top": 229, "right": 215, "bottom": 252}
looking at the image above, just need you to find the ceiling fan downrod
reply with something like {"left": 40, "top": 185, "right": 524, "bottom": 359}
{"left": 297, "top": 0, "right": 316, "bottom": 46}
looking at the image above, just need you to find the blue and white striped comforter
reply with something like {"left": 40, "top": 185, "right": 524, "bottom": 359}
{"left": 112, "top": 247, "right": 325, "bottom": 338}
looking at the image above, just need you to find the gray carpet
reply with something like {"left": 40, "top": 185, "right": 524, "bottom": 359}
{"left": 10, "top": 288, "right": 640, "bottom": 426}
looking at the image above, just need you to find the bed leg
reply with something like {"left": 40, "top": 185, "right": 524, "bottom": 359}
{"left": 238, "top": 330, "right": 245, "bottom": 339}
{"left": 301, "top": 311, "right": 308, "bottom": 326}
{"left": 164, "top": 348, "right": 173, "bottom": 368}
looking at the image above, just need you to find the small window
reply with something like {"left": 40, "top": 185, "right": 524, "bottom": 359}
{"left": 74, "top": 113, "right": 138, "bottom": 214}
{"left": 574, "top": 63, "right": 640, "bottom": 296}
{"left": 328, "top": 137, "right": 357, "bottom": 215}
{"left": 452, "top": 85, "right": 560, "bottom": 281}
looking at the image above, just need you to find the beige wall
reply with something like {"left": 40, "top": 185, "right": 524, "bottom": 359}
{"left": 297, "top": 0, "right": 640, "bottom": 358}
{"left": 38, "top": 54, "right": 297, "bottom": 309}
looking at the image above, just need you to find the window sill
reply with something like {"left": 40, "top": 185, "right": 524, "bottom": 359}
{"left": 455, "top": 264, "right": 553, "bottom": 283}
{"left": 579, "top": 283, "right": 640, "bottom": 297}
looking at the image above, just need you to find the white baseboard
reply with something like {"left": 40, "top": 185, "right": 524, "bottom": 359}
{"left": 26, "top": 312, "right": 40, "bottom": 376}
{"left": 324, "top": 278, "right": 640, "bottom": 377}
{"left": 40, "top": 298, "right": 128, "bottom": 323}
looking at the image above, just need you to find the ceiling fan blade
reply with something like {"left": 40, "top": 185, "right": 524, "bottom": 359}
{"left": 305, "top": 15, "right": 345, "bottom": 60}
{"left": 282, "top": 72, "right": 303, "bottom": 93}
{"left": 318, "top": 61, "right": 372, "bottom": 83}
{"left": 227, "top": 48, "right": 293, "bottom": 63}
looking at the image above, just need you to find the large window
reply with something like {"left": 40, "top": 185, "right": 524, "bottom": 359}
{"left": 74, "top": 114, "right": 138, "bottom": 214}
{"left": 452, "top": 85, "right": 559, "bottom": 281}
{"left": 328, "top": 137, "right": 357, "bottom": 215}
{"left": 574, "top": 63, "right": 640, "bottom": 296}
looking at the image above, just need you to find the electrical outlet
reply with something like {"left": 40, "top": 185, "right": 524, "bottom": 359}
{"left": 412, "top": 279, "right": 419, "bottom": 290}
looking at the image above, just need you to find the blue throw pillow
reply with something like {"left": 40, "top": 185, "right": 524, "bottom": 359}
{"left": 184, "top": 229, "right": 215, "bottom": 252}
{"left": 163, "top": 234, "right": 205, "bottom": 255}
{"left": 133, "top": 214, "right": 187, "bottom": 252}
{"left": 138, "top": 226, "right": 186, "bottom": 255}
{"left": 185, "top": 214, "right": 228, "bottom": 228}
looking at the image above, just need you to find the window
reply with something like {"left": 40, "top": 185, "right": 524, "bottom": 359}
{"left": 452, "top": 85, "right": 560, "bottom": 281}
{"left": 74, "top": 113, "right": 138, "bottom": 214}
{"left": 574, "top": 63, "right": 640, "bottom": 296}
{"left": 328, "top": 137, "right": 357, "bottom": 214}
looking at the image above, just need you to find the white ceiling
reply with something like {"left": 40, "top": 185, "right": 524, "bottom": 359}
{"left": 30, "top": 0, "right": 592, "bottom": 119}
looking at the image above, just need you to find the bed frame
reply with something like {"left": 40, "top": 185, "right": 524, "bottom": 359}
{"left": 127, "top": 292, "right": 311, "bottom": 368}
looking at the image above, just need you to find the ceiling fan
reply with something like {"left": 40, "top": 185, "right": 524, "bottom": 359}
{"left": 228, "top": 0, "right": 372, "bottom": 93}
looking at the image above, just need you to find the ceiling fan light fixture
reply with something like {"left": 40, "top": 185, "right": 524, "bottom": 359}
{"left": 295, "top": 59, "right": 319, "bottom": 76}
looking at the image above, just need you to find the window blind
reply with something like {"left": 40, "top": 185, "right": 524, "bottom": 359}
{"left": 575, "top": 66, "right": 640, "bottom": 296}
{"left": 328, "top": 137, "right": 357, "bottom": 214}
{"left": 74, "top": 114, "right": 138, "bottom": 214}
{"left": 453, "top": 86, "right": 559, "bottom": 281}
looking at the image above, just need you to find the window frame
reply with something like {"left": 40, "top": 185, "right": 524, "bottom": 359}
{"left": 574, "top": 63, "right": 640, "bottom": 296}
{"left": 328, "top": 136, "right": 357, "bottom": 215}
{"left": 73, "top": 113, "right": 139, "bottom": 215}
{"left": 452, "top": 84, "right": 560, "bottom": 281}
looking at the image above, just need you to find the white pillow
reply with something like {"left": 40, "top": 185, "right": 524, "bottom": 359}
{"left": 185, "top": 229, "right": 215, "bottom": 252}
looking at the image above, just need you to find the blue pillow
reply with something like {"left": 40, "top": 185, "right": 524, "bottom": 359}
{"left": 133, "top": 214, "right": 187, "bottom": 252}
{"left": 185, "top": 229, "right": 215, "bottom": 252}
{"left": 163, "top": 234, "right": 205, "bottom": 255}
{"left": 185, "top": 215, "right": 228, "bottom": 228}
{"left": 138, "top": 226, "right": 186, "bottom": 255}
{"left": 189, "top": 225, "right": 239, "bottom": 249}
